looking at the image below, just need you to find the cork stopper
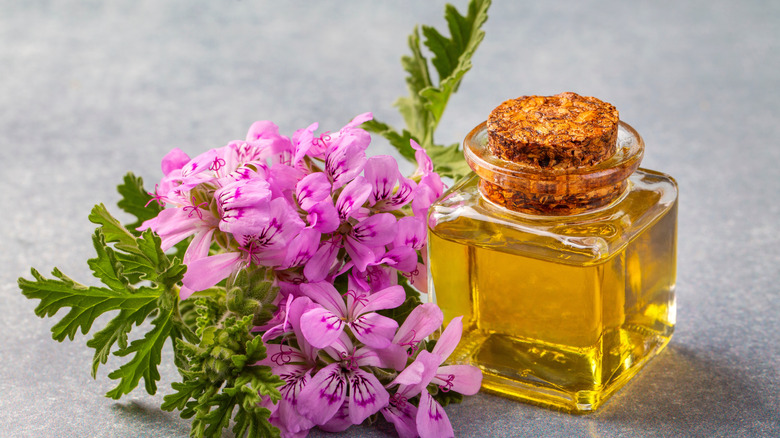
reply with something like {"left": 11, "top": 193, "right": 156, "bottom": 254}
{"left": 487, "top": 92, "right": 619, "bottom": 169}
{"left": 464, "top": 93, "right": 643, "bottom": 215}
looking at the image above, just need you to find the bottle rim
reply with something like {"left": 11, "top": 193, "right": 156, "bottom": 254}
{"left": 463, "top": 121, "right": 645, "bottom": 215}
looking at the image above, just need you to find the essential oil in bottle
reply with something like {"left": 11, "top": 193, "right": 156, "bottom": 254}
{"left": 427, "top": 92, "right": 678, "bottom": 413}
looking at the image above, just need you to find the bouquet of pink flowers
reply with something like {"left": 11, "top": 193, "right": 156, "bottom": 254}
{"left": 19, "top": 1, "right": 490, "bottom": 436}
{"left": 143, "top": 113, "right": 481, "bottom": 437}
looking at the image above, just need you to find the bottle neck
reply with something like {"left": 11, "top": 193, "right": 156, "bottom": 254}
{"left": 478, "top": 178, "right": 629, "bottom": 216}
{"left": 464, "top": 121, "right": 645, "bottom": 216}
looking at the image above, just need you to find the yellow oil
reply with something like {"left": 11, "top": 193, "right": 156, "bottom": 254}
{"left": 428, "top": 170, "right": 677, "bottom": 413}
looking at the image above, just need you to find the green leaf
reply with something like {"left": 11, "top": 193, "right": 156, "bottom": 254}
{"left": 396, "top": 26, "right": 434, "bottom": 142}
{"left": 86, "top": 302, "right": 158, "bottom": 377}
{"left": 426, "top": 142, "right": 473, "bottom": 180}
{"left": 419, "top": 0, "right": 489, "bottom": 121}
{"left": 19, "top": 268, "right": 160, "bottom": 342}
{"left": 106, "top": 307, "right": 174, "bottom": 399}
{"left": 365, "top": 0, "right": 491, "bottom": 182}
{"left": 162, "top": 380, "right": 206, "bottom": 414}
{"left": 21, "top": 203, "right": 190, "bottom": 400}
{"left": 116, "top": 172, "right": 163, "bottom": 234}
{"left": 88, "top": 204, "right": 138, "bottom": 251}
{"left": 164, "top": 315, "right": 283, "bottom": 437}
{"left": 87, "top": 230, "right": 132, "bottom": 293}
{"left": 192, "top": 393, "right": 235, "bottom": 437}
{"left": 362, "top": 119, "right": 418, "bottom": 162}
{"left": 433, "top": 388, "right": 464, "bottom": 407}
{"left": 232, "top": 404, "right": 278, "bottom": 438}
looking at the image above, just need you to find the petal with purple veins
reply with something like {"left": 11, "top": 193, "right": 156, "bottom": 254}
{"left": 348, "top": 368, "right": 390, "bottom": 424}
{"left": 335, "top": 176, "right": 372, "bottom": 220}
{"left": 300, "top": 306, "right": 345, "bottom": 349}
{"left": 297, "top": 363, "right": 347, "bottom": 425}
{"left": 348, "top": 312, "right": 398, "bottom": 349}
{"left": 416, "top": 389, "right": 454, "bottom": 438}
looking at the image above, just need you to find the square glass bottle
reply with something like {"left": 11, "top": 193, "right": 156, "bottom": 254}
{"left": 427, "top": 120, "right": 678, "bottom": 413}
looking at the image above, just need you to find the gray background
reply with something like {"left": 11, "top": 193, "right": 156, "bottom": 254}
{"left": 2, "top": 0, "right": 779, "bottom": 437}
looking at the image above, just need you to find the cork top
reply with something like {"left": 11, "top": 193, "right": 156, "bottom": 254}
{"left": 465, "top": 93, "right": 643, "bottom": 215}
{"left": 487, "top": 92, "right": 619, "bottom": 169}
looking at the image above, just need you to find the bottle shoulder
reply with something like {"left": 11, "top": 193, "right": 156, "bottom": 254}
{"left": 428, "top": 170, "right": 678, "bottom": 265}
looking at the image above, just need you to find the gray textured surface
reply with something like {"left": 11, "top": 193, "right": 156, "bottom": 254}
{"left": 2, "top": 0, "right": 779, "bottom": 437}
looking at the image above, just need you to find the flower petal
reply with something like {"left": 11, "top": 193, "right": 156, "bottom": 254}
{"left": 377, "top": 246, "right": 418, "bottom": 273}
{"left": 391, "top": 350, "right": 441, "bottom": 395}
{"left": 344, "top": 235, "right": 378, "bottom": 273}
{"left": 183, "top": 227, "right": 215, "bottom": 265}
{"left": 297, "top": 363, "right": 348, "bottom": 425}
{"left": 181, "top": 252, "right": 242, "bottom": 294}
{"left": 393, "top": 216, "right": 427, "bottom": 250}
{"left": 417, "top": 389, "right": 454, "bottom": 438}
{"left": 431, "top": 316, "right": 463, "bottom": 360}
{"left": 335, "top": 176, "right": 371, "bottom": 220}
{"left": 326, "top": 141, "right": 368, "bottom": 190}
{"left": 348, "top": 368, "right": 390, "bottom": 425}
{"left": 296, "top": 172, "right": 332, "bottom": 211}
{"left": 317, "top": 404, "right": 352, "bottom": 433}
{"left": 350, "top": 212, "right": 397, "bottom": 247}
{"left": 161, "top": 148, "right": 191, "bottom": 175}
{"left": 382, "top": 396, "right": 419, "bottom": 438}
{"left": 349, "top": 312, "right": 398, "bottom": 349}
{"left": 300, "top": 306, "right": 345, "bottom": 349}
{"left": 292, "top": 122, "right": 318, "bottom": 166}
{"left": 305, "top": 198, "right": 340, "bottom": 233}
{"left": 364, "top": 155, "right": 399, "bottom": 205}
{"left": 358, "top": 285, "right": 406, "bottom": 314}
{"left": 245, "top": 120, "right": 281, "bottom": 141}
{"left": 303, "top": 238, "right": 340, "bottom": 282}
{"left": 141, "top": 207, "right": 200, "bottom": 251}
{"left": 281, "top": 228, "right": 321, "bottom": 269}
{"left": 433, "top": 364, "right": 483, "bottom": 396}
{"left": 393, "top": 302, "right": 444, "bottom": 346}
{"left": 299, "top": 282, "right": 347, "bottom": 315}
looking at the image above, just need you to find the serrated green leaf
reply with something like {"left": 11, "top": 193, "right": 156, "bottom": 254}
{"left": 366, "top": 0, "right": 490, "bottom": 182}
{"left": 247, "top": 367, "right": 284, "bottom": 401}
{"left": 106, "top": 307, "right": 173, "bottom": 399}
{"left": 232, "top": 404, "right": 279, "bottom": 438}
{"left": 116, "top": 172, "right": 163, "bottom": 234}
{"left": 419, "top": 0, "right": 489, "bottom": 125}
{"left": 86, "top": 302, "right": 158, "bottom": 377}
{"left": 19, "top": 268, "right": 160, "bottom": 342}
{"left": 193, "top": 393, "right": 235, "bottom": 438}
{"left": 397, "top": 27, "right": 434, "bottom": 142}
{"left": 88, "top": 204, "right": 138, "bottom": 250}
{"left": 87, "top": 230, "right": 131, "bottom": 292}
{"left": 162, "top": 380, "right": 207, "bottom": 413}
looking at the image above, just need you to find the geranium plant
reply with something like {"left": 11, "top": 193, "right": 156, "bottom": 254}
{"left": 19, "top": 1, "right": 490, "bottom": 437}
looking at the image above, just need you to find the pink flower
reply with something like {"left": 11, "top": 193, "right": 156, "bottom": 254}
{"left": 296, "top": 334, "right": 391, "bottom": 427}
{"left": 389, "top": 316, "right": 482, "bottom": 438}
{"left": 139, "top": 114, "right": 478, "bottom": 438}
{"left": 259, "top": 297, "right": 320, "bottom": 437}
{"left": 214, "top": 177, "right": 272, "bottom": 234}
{"left": 138, "top": 194, "right": 218, "bottom": 265}
{"left": 363, "top": 155, "right": 416, "bottom": 211}
{"left": 299, "top": 282, "right": 404, "bottom": 349}
{"left": 323, "top": 113, "right": 373, "bottom": 189}
{"left": 179, "top": 197, "right": 305, "bottom": 298}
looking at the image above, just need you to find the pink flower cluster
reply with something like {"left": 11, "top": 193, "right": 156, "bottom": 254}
{"left": 140, "top": 113, "right": 481, "bottom": 437}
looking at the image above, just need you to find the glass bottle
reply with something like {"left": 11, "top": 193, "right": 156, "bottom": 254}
{"left": 427, "top": 120, "right": 677, "bottom": 413}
